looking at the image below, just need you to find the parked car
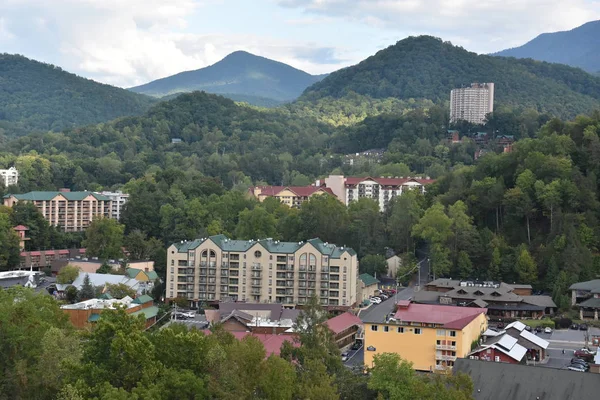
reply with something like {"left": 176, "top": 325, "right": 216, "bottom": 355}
{"left": 570, "top": 323, "right": 579, "bottom": 330}
{"left": 341, "top": 352, "right": 349, "bottom": 362}
{"left": 351, "top": 341, "right": 362, "bottom": 351}
{"left": 579, "top": 324, "right": 588, "bottom": 331}
{"left": 524, "top": 325, "right": 532, "bottom": 332}
{"left": 378, "top": 294, "right": 389, "bottom": 300}
{"left": 370, "top": 297, "right": 382, "bottom": 304}
{"left": 567, "top": 364, "right": 587, "bottom": 372}
{"left": 574, "top": 349, "right": 596, "bottom": 361}
{"left": 571, "top": 358, "right": 589, "bottom": 368}
{"left": 496, "top": 322, "right": 505, "bottom": 329}
{"left": 544, "top": 327, "right": 552, "bottom": 334}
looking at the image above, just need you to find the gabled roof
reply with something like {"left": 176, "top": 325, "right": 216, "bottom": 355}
{"left": 579, "top": 297, "right": 600, "bottom": 308}
{"left": 325, "top": 312, "right": 362, "bottom": 335}
{"left": 252, "top": 185, "right": 334, "bottom": 197}
{"left": 393, "top": 303, "right": 486, "bottom": 329}
{"left": 130, "top": 305, "right": 159, "bottom": 320}
{"left": 133, "top": 294, "right": 153, "bottom": 304}
{"left": 5, "top": 191, "right": 111, "bottom": 202}
{"left": 126, "top": 268, "right": 142, "bottom": 278}
{"left": 569, "top": 279, "right": 600, "bottom": 291}
{"left": 343, "top": 176, "right": 435, "bottom": 187}
{"left": 358, "top": 273, "right": 379, "bottom": 286}
{"left": 521, "top": 295, "right": 557, "bottom": 308}
{"left": 505, "top": 321, "right": 526, "bottom": 332}
{"left": 13, "top": 225, "right": 29, "bottom": 231}
{"left": 519, "top": 329, "right": 549, "bottom": 350}
{"left": 146, "top": 270, "right": 159, "bottom": 280}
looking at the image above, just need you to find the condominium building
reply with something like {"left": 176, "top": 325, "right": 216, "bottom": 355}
{"left": 0, "top": 167, "right": 18, "bottom": 187}
{"left": 166, "top": 235, "right": 358, "bottom": 309}
{"left": 3, "top": 190, "right": 111, "bottom": 232}
{"left": 450, "top": 83, "right": 495, "bottom": 124}
{"left": 248, "top": 185, "right": 335, "bottom": 208}
{"left": 316, "top": 175, "right": 435, "bottom": 211}
{"left": 363, "top": 300, "right": 488, "bottom": 372}
{"left": 97, "top": 191, "right": 129, "bottom": 220}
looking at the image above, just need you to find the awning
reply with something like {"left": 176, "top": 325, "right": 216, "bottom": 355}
{"left": 79, "top": 249, "right": 86, "bottom": 253}
{"left": 30, "top": 251, "right": 41, "bottom": 256}
{"left": 58, "top": 250, "right": 69, "bottom": 254}
{"left": 88, "top": 313, "right": 101, "bottom": 322}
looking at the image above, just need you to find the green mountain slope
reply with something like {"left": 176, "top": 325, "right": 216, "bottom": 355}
{"left": 129, "top": 51, "right": 325, "bottom": 105}
{"left": 300, "top": 36, "right": 600, "bottom": 118}
{"left": 493, "top": 20, "right": 600, "bottom": 74}
{"left": 0, "top": 54, "right": 156, "bottom": 135}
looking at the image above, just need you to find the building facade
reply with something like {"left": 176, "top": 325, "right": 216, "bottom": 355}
{"left": 363, "top": 301, "right": 488, "bottom": 372}
{"left": 248, "top": 186, "right": 335, "bottom": 208}
{"left": 61, "top": 295, "right": 158, "bottom": 329}
{"left": 3, "top": 190, "right": 112, "bottom": 232}
{"left": 450, "top": 83, "right": 494, "bottom": 124}
{"left": 97, "top": 191, "right": 129, "bottom": 220}
{"left": 166, "top": 235, "right": 358, "bottom": 309}
{"left": 0, "top": 167, "right": 18, "bottom": 187}
{"left": 316, "top": 175, "right": 435, "bottom": 211}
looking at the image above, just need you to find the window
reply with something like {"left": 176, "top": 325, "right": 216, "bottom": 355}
{"left": 371, "top": 325, "right": 378, "bottom": 331}
{"left": 451, "top": 341, "right": 456, "bottom": 346}
{"left": 254, "top": 250, "right": 262, "bottom": 258}
{"left": 397, "top": 327, "right": 404, "bottom": 333}
{"left": 414, "top": 328, "right": 422, "bottom": 335}
{"left": 343, "top": 266, "right": 347, "bottom": 273}
{"left": 383, "top": 326, "right": 389, "bottom": 332}
{"left": 436, "top": 329, "right": 445, "bottom": 336}
{"left": 436, "top": 340, "right": 441, "bottom": 345}
{"left": 171, "top": 260, "right": 174, "bottom": 266}
{"left": 343, "top": 291, "right": 346, "bottom": 297}
{"left": 269, "top": 255, "right": 273, "bottom": 260}
{"left": 343, "top": 282, "right": 347, "bottom": 289}
{"left": 170, "top": 267, "right": 174, "bottom": 274}
{"left": 449, "top": 331, "right": 457, "bottom": 337}
{"left": 269, "top": 279, "right": 272, "bottom": 285}
{"left": 243, "top": 278, "right": 246, "bottom": 284}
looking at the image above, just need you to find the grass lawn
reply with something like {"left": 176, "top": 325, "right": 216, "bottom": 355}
{"left": 519, "top": 319, "right": 555, "bottom": 328}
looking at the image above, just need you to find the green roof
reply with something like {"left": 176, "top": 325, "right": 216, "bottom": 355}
{"left": 173, "top": 235, "right": 356, "bottom": 259}
{"left": 126, "top": 268, "right": 141, "bottom": 278}
{"left": 5, "top": 191, "right": 111, "bottom": 202}
{"left": 131, "top": 305, "right": 159, "bottom": 319}
{"left": 133, "top": 294, "right": 153, "bottom": 305}
{"left": 98, "top": 293, "right": 113, "bottom": 300}
{"left": 358, "top": 273, "right": 379, "bottom": 286}
{"left": 146, "top": 271, "right": 158, "bottom": 280}
{"left": 88, "top": 313, "right": 101, "bottom": 322}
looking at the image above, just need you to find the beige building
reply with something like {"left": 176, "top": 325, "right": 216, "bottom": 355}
{"left": 3, "top": 190, "right": 111, "bottom": 232}
{"left": 167, "top": 235, "right": 358, "bottom": 309}
{"left": 357, "top": 273, "right": 380, "bottom": 305}
{"left": 0, "top": 167, "right": 18, "bottom": 187}
{"left": 248, "top": 185, "right": 335, "bottom": 208}
{"left": 450, "top": 82, "right": 495, "bottom": 125}
{"left": 386, "top": 255, "right": 402, "bottom": 278}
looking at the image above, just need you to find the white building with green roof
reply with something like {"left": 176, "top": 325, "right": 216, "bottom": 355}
{"left": 3, "top": 190, "right": 112, "bottom": 232}
{"left": 167, "top": 235, "right": 358, "bottom": 309}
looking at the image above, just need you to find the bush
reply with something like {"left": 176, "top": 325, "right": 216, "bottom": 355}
{"left": 553, "top": 318, "right": 572, "bottom": 329}
{"left": 521, "top": 318, "right": 555, "bottom": 328}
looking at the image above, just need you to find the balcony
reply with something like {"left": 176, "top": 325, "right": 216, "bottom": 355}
{"left": 221, "top": 262, "right": 229, "bottom": 268}
{"left": 435, "top": 355, "right": 457, "bottom": 362}
{"left": 435, "top": 345, "right": 457, "bottom": 351}
{"left": 251, "top": 289, "right": 261, "bottom": 295}
{"left": 208, "top": 262, "right": 216, "bottom": 268}
{"left": 299, "top": 265, "right": 306, "bottom": 271}
{"left": 434, "top": 365, "right": 450, "bottom": 371}
{"left": 252, "top": 264, "right": 262, "bottom": 271}
{"left": 200, "top": 262, "right": 207, "bottom": 267}
{"left": 322, "top": 267, "right": 329, "bottom": 273}
{"left": 251, "top": 281, "right": 262, "bottom": 287}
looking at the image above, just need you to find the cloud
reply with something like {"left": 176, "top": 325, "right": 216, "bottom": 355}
{"left": 0, "top": 0, "right": 346, "bottom": 87}
{"left": 278, "top": 0, "right": 600, "bottom": 53}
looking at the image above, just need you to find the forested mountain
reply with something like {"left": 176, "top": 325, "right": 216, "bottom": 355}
{"left": 493, "top": 21, "right": 600, "bottom": 74}
{"left": 0, "top": 54, "right": 156, "bottom": 136}
{"left": 130, "top": 51, "right": 326, "bottom": 105}
{"left": 300, "top": 36, "right": 600, "bottom": 119}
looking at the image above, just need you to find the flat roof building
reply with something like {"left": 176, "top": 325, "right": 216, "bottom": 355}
{"left": 0, "top": 167, "right": 18, "bottom": 187}
{"left": 450, "top": 83, "right": 494, "bottom": 125}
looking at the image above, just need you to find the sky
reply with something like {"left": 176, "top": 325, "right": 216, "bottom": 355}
{"left": 0, "top": 0, "right": 599, "bottom": 88}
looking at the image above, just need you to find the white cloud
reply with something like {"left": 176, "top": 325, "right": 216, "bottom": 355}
{"left": 278, "top": 0, "right": 600, "bottom": 53}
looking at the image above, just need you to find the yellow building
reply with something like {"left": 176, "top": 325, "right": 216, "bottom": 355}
{"left": 363, "top": 300, "right": 487, "bottom": 372}
{"left": 248, "top": 186, "right": 335, "bottom": 208}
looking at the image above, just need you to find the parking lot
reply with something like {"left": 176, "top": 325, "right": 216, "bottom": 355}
{"left": 165, "top": 311, "right": 208, "bottom": 330}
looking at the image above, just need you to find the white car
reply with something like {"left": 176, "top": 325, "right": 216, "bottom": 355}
{"left": 544, "top": 327, "right": 552, "bottom": 334}
{"left": 341, "top": 352, "right": 349, "bottom": 362}
{"left": 370, "top": 297, "right": 382, "bottom": 304}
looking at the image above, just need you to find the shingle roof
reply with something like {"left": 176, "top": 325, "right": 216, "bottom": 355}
{"left": 521, "top": 295, "right": 557, "bottom": 308}
{"left": 454, "top": 358, "right": 600, "bottom": 400}
{"left": 252, "top": 185, "right": 335, "bottom": 197}
{"left": 569, "top": 279, "right": 600, "bottom": 291}
{"left": 579, "top": 297, "right": 600, "bottom": 308}
{"left": 126, "top": 268, "right": 141, "bottom": 278}
{"left": 6, "top": 191, "right": 111, "bottom": 202}
{"left": 132, "top": 294, "right": 153, "bottom": 304}
{"left": 325, "top": 312, "right": 362, "bottom": 334}
{"left": 358, "top": 273, "right": 379, "bottom": 286}
{"left": 393, "top": 303, "right": 486, "bottom": 329}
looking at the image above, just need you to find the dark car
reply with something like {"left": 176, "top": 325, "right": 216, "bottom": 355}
{"left": 496, "top": 322, "right": 505, "bottom": 329}
{"left": 524, "top": 325, "right": 532, "bottom": 332}
{"left": 351, "top": 342, "right": 362, "bottom": 350}
{"left": 571, "top": 323, "right": 579, "bottom": 330}
{"left": 534, "top": 327, "right": 543, "bottom": 333}
{"left": 579, "top": 324, "right": 588, "bottom": 331}
{"left": 571, "top": 358, "right": 589, "bottom": 367}
{"left": 574, "top": 349, "right": 595, "bottom": 362}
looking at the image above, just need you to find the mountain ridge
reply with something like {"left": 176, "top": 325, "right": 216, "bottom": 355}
{"left": 129, "top": 51, "right": 327, "bottom": 105}
{"left": 492, "top": 20, "right": 600, "bottom": 74}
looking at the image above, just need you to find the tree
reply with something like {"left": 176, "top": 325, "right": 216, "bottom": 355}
{"left": 96, "top": 263, "right": 113, "bottom": 274}
{"left": 457, "top": 251, "right": 473, "bottom": 279}
{"left": 124, "top": 229, "right": 162, "bottom": 261}
{"left": 298, "top": 195, "right": 348, "bottom": 245}
{"left": 386, "top": 190, "right": 423, "bottom": 253}
{"left": 488, "top": 247, "right": 501, "bottom": 281}
{"left": 57, "top": 265, "right": 80, "bottom": 284}
{"left": 78, "top": 274, "right": 95, "bottom": 301}
{"left": 515, "top": 246, "right": 538, "bottom": 283}
{"left": 8, "top": 201, "right": 51, "bottom": 250}
{"left": 535, "top": 179, "right": 562, "bottom": 232}
{"left": 257, "top": 356, "right": 296, "bottom": 400}
{"left": 0, "top": 213, "right": 20, "bottom": 271}
{"left": 235, "top": 206, "right": 278, "bottom": 240}
{"left": 82, "top": 218, "right": 125, "bottom": 260}
{"left": 347, "top": 198, "right": 384, "bottom": 257}
{"left": 412, "top": 202, "right": 453, "bottom": 277}
{"left": 359, "top": 254, "right": 388, "bottom": 277}
{"left": 105, "top": 283, "right": 136, "bottom": 299}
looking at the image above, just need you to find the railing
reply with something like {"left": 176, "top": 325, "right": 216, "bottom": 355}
{"left": 435, "top": 345, "right": 457, "bottom": 351}
{"left": 434, "top": 365, "right": 450, "bottom": 371}
{"left": 435, "top": 355, "right": 456, "bottom": 361}
{"left": 252, "top": 264, "right": 262, "bottom": 270}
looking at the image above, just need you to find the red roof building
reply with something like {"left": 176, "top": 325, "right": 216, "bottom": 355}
{"left": 325, "top": 312, "right": 364, "bottom": 348}
{"left": 393, "top": 303, "right": 487, "bottom": 330}
{"left": 203, "top": 330, "right": 298, "bottom": 356}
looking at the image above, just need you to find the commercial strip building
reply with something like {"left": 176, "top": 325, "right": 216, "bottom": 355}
{"left": 167, "top": 235, "right": 358, "bottom": 309}
{"left": 248, "top": 186, "right": 334, "bottom": 208}
{"left": 204, "top": 303, "right": 301, "bottom": 334}
{"left": 363, "top": 300, "right": 488, "bottom": 372}
{"left": 569, "top": 279, "right": 600, "bottom": 320}
{"left": 450, "top": 82, "right": 494, "bottom": 125}
{"left": 3, "top": 190, "right": 112, "bottom": 232}
{"left": 61, "top": 294, "right": 158, "bottom": 329}
{"left": 0, "top": 167, "right": 18, "bottom": 187}
{"left": 415, "top": 279, "right": 556, "bottom": 319}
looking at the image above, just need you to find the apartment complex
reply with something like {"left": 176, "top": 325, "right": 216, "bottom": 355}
{"left": 316, "top": 175, "right": 435, "bottom": 211}
{"left": 3, "top": 190, "right": 111, "bottom": 232}
{"left": 363, "top": 300, "right": 488, "bottom": 372}
{"left": 450, "top": 83, "right": 494, "bottom": 124}
{"left": 248, "top": 185, "right": 334, "bottom": 208}
{"left": 97, "top": 191, "right": 129, "bottom": 220}
{"left": 166, "top": 234, "right": 358, "bottom": 309}
{"left": 0, "top": 167, "right": 18, "bottom": 187}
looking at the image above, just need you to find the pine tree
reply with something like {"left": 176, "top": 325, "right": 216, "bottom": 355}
{"left": 78, "top": 274, "right": 95, "bottom": 301}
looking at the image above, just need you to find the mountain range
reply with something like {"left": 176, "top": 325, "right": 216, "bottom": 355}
{"left": 493, "top": 20, "right": 600, "bottom": 74}
{"left": 0, "top": 54, "right": 155, "bottom": 136}
{"left": 129, "top": 51, "right": 326, "bottom": 106}
{"left": 300, "top": 35, "right": 600, "bottom": 118}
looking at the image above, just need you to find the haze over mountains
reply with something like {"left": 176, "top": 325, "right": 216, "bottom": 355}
{"left": 493, "top": 20, "right": 600, "bottom": 75}
{"left": 129, "top": 51, "right": 326, "bottom": 107}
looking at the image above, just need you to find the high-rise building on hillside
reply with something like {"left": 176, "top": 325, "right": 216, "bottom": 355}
{"left": 450, "top": 83, "right": 494, "bottom": 124}
{"left": 0, "top": 167, "right": 18, "bottom": 187}
{"left": 97, "top": 191, "right": 129, "bottom": 220}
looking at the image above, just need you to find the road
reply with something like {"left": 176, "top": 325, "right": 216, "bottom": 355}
{"left": 415, "top": 248, "right": 431, "bottom": 287}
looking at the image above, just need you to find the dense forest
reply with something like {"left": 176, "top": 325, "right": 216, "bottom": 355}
{"left": 0, "top": 288, "right": 473, "bottom": 400}
{"left": 301, "top": 36, "right": 600, "bottom": 119}
{"left": 0, "top": 54, "right": 155, "bottom": 136}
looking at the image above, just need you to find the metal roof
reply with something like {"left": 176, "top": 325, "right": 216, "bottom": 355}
{"left": 358, "top": 273, "right": 379, "bottom": 286}
{"left": 6, "top": 191, "right": 111, "bottom": 202}
{"left": 569, "top": 279, "right": 600, "bottom": 291}
{"left": 519, "top": 329, "right": 549, "bottom": 350}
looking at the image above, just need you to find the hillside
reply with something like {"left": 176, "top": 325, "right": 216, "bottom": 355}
{"left": 300, "top": 36, "right": 600, "bottom": 118}
{"left": 0, "top": 54, "right": 156, "bottom": 135}
{"left": 129, "top": 51, "right": 325, "bottom": 105}
{"left": 493, "top": 20, "right": 600, "bottom": 74}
